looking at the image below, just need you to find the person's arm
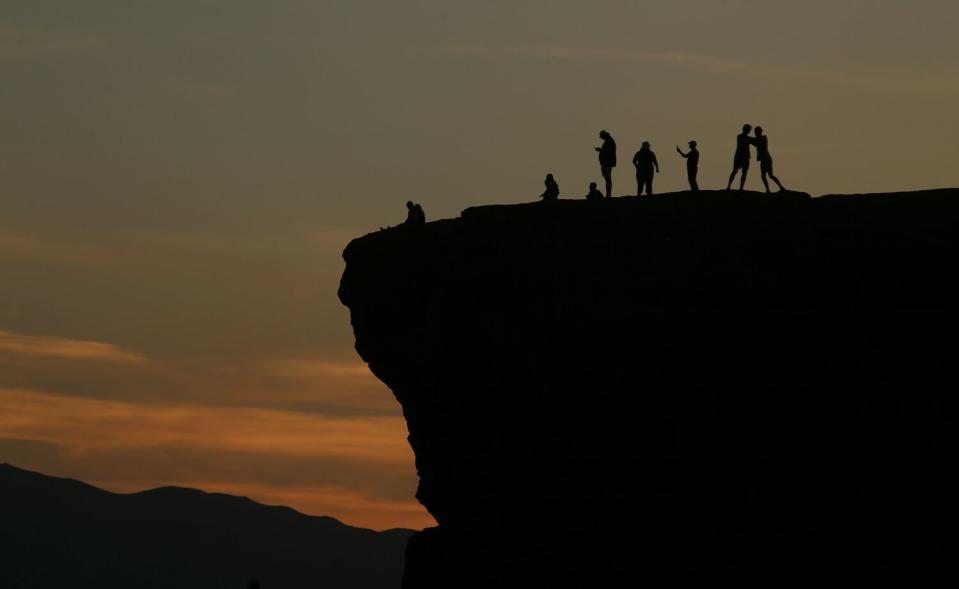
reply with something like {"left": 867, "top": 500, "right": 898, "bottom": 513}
{"left": 632, "top": 152, "right": 640, "bottom": 167}
{"left": 676, "top": 146, "right": 688, "bottom": 158}
{"left": 653, "top": 153, "right": 660, "bottom": 173}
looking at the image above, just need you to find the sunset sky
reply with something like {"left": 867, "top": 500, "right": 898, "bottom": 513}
{"left": 1, "top": 1, "right": 958, "bottom": 530}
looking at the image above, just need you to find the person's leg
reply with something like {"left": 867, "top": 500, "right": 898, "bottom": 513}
{"left": 739, "top": 162, "right": 749, "bottom": 190}
{"left": 688, "top": 169, "right": 698, "bottom": 191}
{"left": 636, "top": 172, "right": 642, "bottom": 196}
{"left": 767, "top": 161, "right": 786, "bottom": 190}
{"left": 760, "top": 169, "right": 771, "bottom": 193}
{"left": 603, "top": 167, "right": 612, "bottom": 198}
{"left": 726, "top": 166, "right": 737, "bottom": 190}
{"left": 647, "top": 173, "right": 654, "bottom": 196}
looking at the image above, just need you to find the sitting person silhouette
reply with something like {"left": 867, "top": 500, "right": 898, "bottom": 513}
{"left": 632, "top": 141, "right": 659, "bottom": 196}
{"left": 726, "top": 124, "right": 754, "bottom": 190}
{"left": 404, "top": 201, "right": 426, "bottom": 225}
{"left": 585, "top": 182, "right": 603, "bottom": 201}
{"left": 541, "top": 173, "right": 560, "bottom": 201}
{"left": 753, "top": 127, "right": 787, "bottom": 193}
{"left": 676, "top": 141, "right": 700, "bottom": 191}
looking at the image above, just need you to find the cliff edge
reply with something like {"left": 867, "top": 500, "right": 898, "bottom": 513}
{"left": 339, "top": 189, "right": 959, "bottom": 587}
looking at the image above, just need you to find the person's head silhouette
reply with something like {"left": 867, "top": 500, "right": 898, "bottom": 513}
{"left": 589, "top": 182, "right": 597, "bottom": 189}
{"left": 642, "top": 141, "right": 650, "bottom": 150}
{"left": 599, "top": 130, "right": 609, "bottom": 140}
{"left": 546, "top": 174, "right": 554, "bottom": 181}
{"left": 406, "top": 201, "right": 414, "bottom": 210}
{"left": 754, "top": 126, "right": 764, "bottom": 137}
{"left": 742, "top": 124, "right": 752, "bottom": 134}
{"left": 688, "top": 140, "right": 697, "bottom": 148}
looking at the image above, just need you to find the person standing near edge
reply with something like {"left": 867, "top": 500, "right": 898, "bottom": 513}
{"left": 632, "top": 141, "right": 660, "bottom": 196}
{"left": 726, "top": 124, "right": 754, "bottom": 190}
{"left": 753, "top": 127, "right": 787, "bottom": 193}
{"left": 676, "top": 141, "right": 700, "bottom": 191}
{"left": 595, "top": 130, "right": 617, "bottom": 199}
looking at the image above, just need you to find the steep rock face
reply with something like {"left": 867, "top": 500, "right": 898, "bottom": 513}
{"left": 339, "top": 190, "right": 959, "bottom": 587}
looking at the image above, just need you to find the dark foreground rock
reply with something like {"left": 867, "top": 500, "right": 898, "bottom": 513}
{"left": 339, "top": 189, "right": 959, "bottom": 587}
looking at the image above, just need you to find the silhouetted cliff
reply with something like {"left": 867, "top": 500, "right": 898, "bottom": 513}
{"left": 0, "top": 464, "right": 411, "bottom": 589}
{"left": 339, "top": 189, "right": 959, "bottom": 587}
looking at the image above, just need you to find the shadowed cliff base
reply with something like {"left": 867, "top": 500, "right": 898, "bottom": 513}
{"left": 339, "top": 189, "right": 959, "bottom": 588}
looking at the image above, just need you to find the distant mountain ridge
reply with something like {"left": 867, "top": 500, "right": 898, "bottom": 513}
{"left": 0, "top": 463, "right": 410, "bottom": 589}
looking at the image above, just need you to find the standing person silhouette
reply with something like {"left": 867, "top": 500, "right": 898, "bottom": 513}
{"left": 595, "top": 130, "right": 617, "bottom": 199}
{"left": 541, "top": 173, "right": 560, "bottom": 201}
{"left": 676, "top": 141, "right": 700, "bottom": 191}
{"left": 726, "top": 124, "right": 754, "bottom": 190}
{"left": 753, "top": 127, "right": 787, "bottom": 193}
{"left": 632, "top": 142, "right": 659, "bottom": 196}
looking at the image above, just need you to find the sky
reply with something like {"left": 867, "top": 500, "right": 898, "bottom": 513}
{"left": 1, "top": 0, "right": 958, "bottom": 530}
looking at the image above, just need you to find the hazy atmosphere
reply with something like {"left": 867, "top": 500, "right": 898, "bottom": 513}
{"left": 2, "top": 0, "right": 957, "bottom": 530}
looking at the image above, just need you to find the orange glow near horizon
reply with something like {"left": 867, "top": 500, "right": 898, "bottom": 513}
{"left": 0, "top": 386, "right": 435, "bottom": 531}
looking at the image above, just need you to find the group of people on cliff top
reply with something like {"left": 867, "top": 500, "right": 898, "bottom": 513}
{"left": 540, "top": 124, "right": 788, "bottom": 201}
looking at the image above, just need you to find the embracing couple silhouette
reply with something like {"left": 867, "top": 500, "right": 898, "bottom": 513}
{"left": 726, "top": 124, "right": 787, "bottom": 193}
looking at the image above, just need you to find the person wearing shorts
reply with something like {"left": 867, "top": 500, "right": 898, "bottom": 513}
{"left": 726, "top": 124, "right": 754, "bottom": 190}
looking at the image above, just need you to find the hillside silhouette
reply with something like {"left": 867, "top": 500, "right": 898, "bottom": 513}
{"left": 339, "top": 189, "right": 959, "bottom": 588}
{"left": 0, "top": 464, "right": 411, "bottom": 589}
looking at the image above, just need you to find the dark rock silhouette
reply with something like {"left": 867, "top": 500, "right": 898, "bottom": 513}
{"left": 0, "top": 464, "right": 411, "bottom": 589}
{"left": 339, "top": 189, "right": 959, "bottom": 588}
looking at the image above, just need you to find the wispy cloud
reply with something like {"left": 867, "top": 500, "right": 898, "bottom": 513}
{"left": 0, "top": 387, "right": 407, "bottom": 461}
{"left": 437, "top": 45, "right": 959, "bottom": 96}
{"left": 262, "top": 358, "right": 373, "bottom": 380}
{"left": 0, "top": 233, "right": 118, "bottom": 267}
{"left": 0, "top": 329, "right": 148, "bottom": 365}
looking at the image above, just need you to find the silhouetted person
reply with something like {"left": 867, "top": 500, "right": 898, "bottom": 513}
{"left": 595, "top": 130, "right": 617, "bottom": 198}
{"left": 404, "top": 201, "right": 426, "bottom": 225}
{"left": 676, "top": 141, "right": 700, "bottom": 191}
{"left": 753, "top": 126, "right": 787, "bottom": 193}
{"left": 541, "top": 173, "right": 559, "bottom": 201}
{"left": 585, "top": 182, "right": 603, "bottom": 201}
{"left": 632, "top": 141, "right": 659, "bottom": 196}
{"left": 726, "top": 124, "right": 754, "bottom": 190}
